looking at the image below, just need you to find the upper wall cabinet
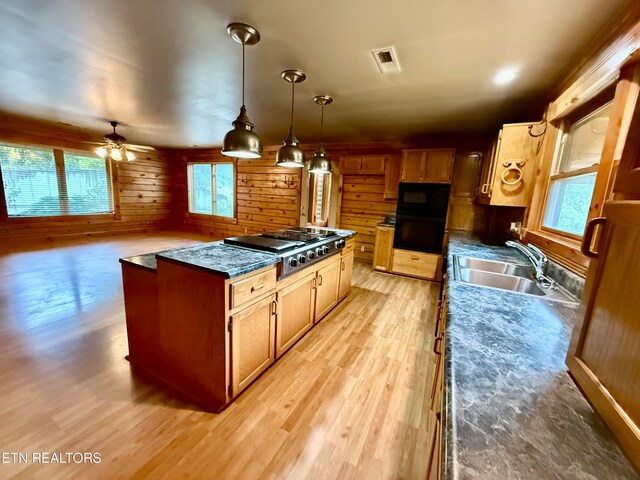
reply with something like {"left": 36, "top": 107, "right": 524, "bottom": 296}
{"left": 477, "top": 122, "right": 544, "bottom": 207}
{"left": 340, "top": 155, "right": 386, "bottom": 175}
{"left": 400, "top": 149, "right": 455, "bottom": 183}
{"left": 339, "top": 154, "right": 401, "bottom": 199}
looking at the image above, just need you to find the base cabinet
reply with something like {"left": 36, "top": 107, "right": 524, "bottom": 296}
{"left": 392, "top": 249, "right": 442, "bottom": 281}
{"left": 338, "top": 251, "right": 354, "bottom": 300}
{"left": 315, "top": 258, "right": 341, "bottom": 321}
{"left": 276, "top": 273, "right": 316, "bottom": 358}
{"left": 373, "top": 226, "right": 394, "bottom": 271}
{"left": 230, "top": 293, "right": 277, "bottom": 397}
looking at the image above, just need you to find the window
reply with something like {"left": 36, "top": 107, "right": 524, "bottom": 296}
{"left": 541, "top": 101, "right": 612, "bottom": 237}
{"left": 187, "top": 162, "right": 234, "bottom": 218}
{"left": 0, "top": 144, "right": 113, "bottom": 217}
{"left": 308, "top": 173, "right": 331, "bottom": 226}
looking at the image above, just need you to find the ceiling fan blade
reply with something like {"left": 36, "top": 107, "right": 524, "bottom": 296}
{"left": 127, "top": 144, "right": 156, "bottom": 152}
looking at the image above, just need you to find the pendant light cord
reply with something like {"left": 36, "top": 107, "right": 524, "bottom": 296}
{"left": 289, "top": 82, "right": 295, "bottom": 134}
{"left": 319, "top": 105, "right": 325, "bottom": 146}
{"left": 242, "top": 43, "right": 245, "bottom": 107}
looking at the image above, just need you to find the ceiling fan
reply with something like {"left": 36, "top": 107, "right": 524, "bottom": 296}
{"left": 92, "top": 121, "right": 154, "bottom": 161}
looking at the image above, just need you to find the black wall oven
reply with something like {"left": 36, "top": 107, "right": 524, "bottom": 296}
{"left": 394, "top": 217, "right": 445, "bottom": 253}
{"left": 393, "top": 183, "right": 450, "bottom": 254}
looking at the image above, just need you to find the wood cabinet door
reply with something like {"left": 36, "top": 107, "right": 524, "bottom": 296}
{"left": 361, "top": 155, "right": 386, "bottom": 174}
{"left": 338, "top": 251, "right": 354, "bottom": 300}
{"left": 424, "top": 149, "right": 455, "bottom": 183}
{"left": 383, "top": 155, "right": 401, "bottom": 199}
{"left": 275, "top": 273, "right": 316, "bottom": 358}
{"left": 315, "top": 259, "right": 340, "bottom": 321}
{"left": 373, "top": 226, "right": 394, "bottom": 271}
{"left": 230, "top": 293, "right": 276, "bottom": 397}
{"left": 340, "top": 156, "right": 362, "bottom": 174}
{"left": 566, "top": 201, "right": 640, "bottom": 471}
{"left": 400, "top": 150, "right": 426, "bottom": 182}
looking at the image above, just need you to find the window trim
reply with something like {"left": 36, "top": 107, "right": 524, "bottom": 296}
{"left": 0, "top": 143, "right": 116, "bottom": 221}
{"left": 185, "top": 160, "right": 237, "bottom": 222}
{"left": 308, "top": 172, "right": 331, "bottom": 227}
{"left": 524, "top": 85, "right": 617, "bottom": 276}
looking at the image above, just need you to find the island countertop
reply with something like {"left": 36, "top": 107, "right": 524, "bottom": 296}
{"left": 443, "top": 234, "right": 638, "bottom": 479}
{"left": 119, "top": 227, "right": 357, "bottom": 278}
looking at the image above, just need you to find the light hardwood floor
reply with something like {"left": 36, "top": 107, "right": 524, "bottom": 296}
{"left": 0, "top": 231, "right": 439, "bottom": 479}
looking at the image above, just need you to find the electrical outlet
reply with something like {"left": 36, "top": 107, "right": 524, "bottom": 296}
{"left": 360, "top": 245, "right": 365, "bottom": 252}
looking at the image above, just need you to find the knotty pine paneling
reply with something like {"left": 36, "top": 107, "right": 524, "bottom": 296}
{"left": 174, "top": 148, "right": 302, "bottom": 239}
{"left": 0, "top": 114, "right": 178, "bottom": 242}
{"left": 339, "top": 175, "right": 396, "bottom": 261}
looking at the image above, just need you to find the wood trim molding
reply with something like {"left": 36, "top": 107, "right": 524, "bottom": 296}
{"left": 548, "top": 16, "right": 640, "bottom": 121}
{"left": 525, "top": 229, "right": 588, "bottom": 277}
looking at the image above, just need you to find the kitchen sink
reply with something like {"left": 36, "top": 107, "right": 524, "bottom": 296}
{"left": 457, "top": 268, "right": 545, "bottom": 295}
{"left": 455, "top": 256, "right": 534, "bottom": 279}
{"left": 452, "top": 255, "right": 578, "bottom": 304}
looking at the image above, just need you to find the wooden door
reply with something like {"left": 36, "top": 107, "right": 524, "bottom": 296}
{"left": 275, "top": 273, "right": 316, "bottom": 358}
{"left": 400, "top": 150, "right": 426, "bottom": 182}
{"left": 338, "top": 251, "right": 354, "bottom": 300}
{"left": 383, "top": 155, "right": 401, "bottom": 199}
{"left": 424, "top": 149, "right": 455, "bottom": 183}
{"left": 315, "top": 258, "right": 340, "bottom": 321}
{"left": 340, "top": 156, "right": 362, "bottom": 174}
{"left": 566, "top": 201, "right": 640, "bottom": 471}
{"left": 230, "top": 293, "right": 276, "bottom": 397}
{"left": 373, "top": 226, "right": 394, "bottom": 271}
{"left": 361, "top": 156, "right": 386, "bottom": 174}
{"left": 615, "top": 83, "right": 640, "bottom": 196}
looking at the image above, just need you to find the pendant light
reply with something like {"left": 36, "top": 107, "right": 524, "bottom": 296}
{"left": 275, "top": 69, "right": 306, "bottom": 168}
{"left": 222, "top": 23, "right": 263, "bottom": 159}
{"left": 308, "top": 95, "right": 333, "bottom": 175}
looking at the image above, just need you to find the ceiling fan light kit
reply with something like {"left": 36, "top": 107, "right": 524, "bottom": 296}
{"left": 222, "top": 22, "right": 263, "bottom": 159}
{"left": 95, "top": 121, "right": 137, "bottom": 162}
{"left": 308, "top": 95, "right": 334, "bottom": 175}
{"left": 276, "top": 69, "right": 307, "bottom": 168}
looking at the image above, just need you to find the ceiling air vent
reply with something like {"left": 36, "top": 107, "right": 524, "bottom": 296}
{"left": 372, "top": 47, "right": 401, "bottom": 73}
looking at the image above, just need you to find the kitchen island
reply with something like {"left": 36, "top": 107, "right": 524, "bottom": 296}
{"left": 120, "top": 228, "right": 356, "bottom": 412}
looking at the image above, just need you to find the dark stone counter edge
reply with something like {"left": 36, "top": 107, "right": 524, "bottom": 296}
{"left": 154, "top": 254, "right": 280, "bottom": 279}
{"left": 119, "top": 254, "right": 158, "bottom": 272}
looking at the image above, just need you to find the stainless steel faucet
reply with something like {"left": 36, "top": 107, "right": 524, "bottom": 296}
{"left": 505, "top": 240, "right": 549, "bottom": 281}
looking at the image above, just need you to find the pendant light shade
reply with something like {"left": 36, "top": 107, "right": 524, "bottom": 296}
{"left": 276, "top": 69, "right": 306, "bottom": 168}
{"left": 308, "top": 95, "right": 334, "bottom": 175}
{"left": 222, "top": 23, "right": 263, "bottom": 159}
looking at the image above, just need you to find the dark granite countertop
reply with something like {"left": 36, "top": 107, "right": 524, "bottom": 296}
{"left": 119, "top": 252, "right": 158, "bottom": 271}
{"left": 443, "top": 233, "right": 638, "bottom": 479}
{"left": 156, "top": 242, "right": 279, "bottom": 278}
{"left": 120, "top": 228, "right": 357, "bottom": 278}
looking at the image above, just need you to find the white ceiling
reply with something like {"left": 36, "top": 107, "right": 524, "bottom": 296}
{"left": 0, "top": 0, "right": 633, "bottom": 147}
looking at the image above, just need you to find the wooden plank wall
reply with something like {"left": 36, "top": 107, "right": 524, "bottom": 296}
{"left": 173, "top": 147, "right": 302, "bottom": 239}
{"left": 340, "top": 175, "right": 396, "bottom": 261}
{"left": 0, "top": 113, "right": 178, "bottom": 242}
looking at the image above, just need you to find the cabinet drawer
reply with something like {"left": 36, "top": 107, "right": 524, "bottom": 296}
{"left": 392, "top": 249, "right": 441, "bottom": 279}
{"left": 343, "top": 238, "right": 355, "bottom": 254}
{"left": 230, "top": 268, "right": 276, "bottom": 310}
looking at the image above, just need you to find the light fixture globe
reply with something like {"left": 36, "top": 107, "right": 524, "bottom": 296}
{"left": 222, "top": 105, "right": 262, "bottom": 158}
{"left": 276, "top": 69, "right": 306, "bottom": 168}
{"left": 308, "top": 145, "right": 331, "bottom": 174}
{"left": 222, "top": 22, "right": 263, "bottom": 159}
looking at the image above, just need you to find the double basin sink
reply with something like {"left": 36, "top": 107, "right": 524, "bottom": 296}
{"left": 452, "top": 256, "right": 577, "bottom": 303}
